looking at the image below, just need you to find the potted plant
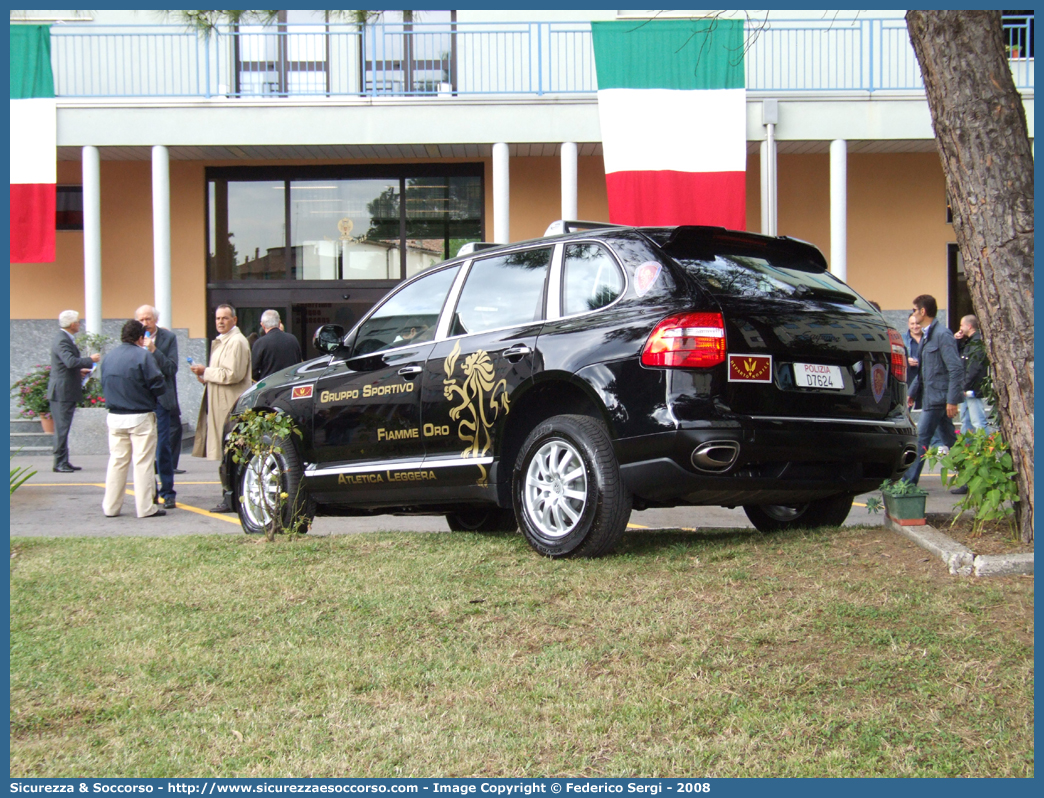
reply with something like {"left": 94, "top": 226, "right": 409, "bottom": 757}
{"left": 874, "top": 479, "right": 929, "bottom": 525}
{"left": 11, "top": 365, "right": 54, "bottom": 432}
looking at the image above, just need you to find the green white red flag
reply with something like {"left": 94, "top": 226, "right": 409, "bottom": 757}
{"left": 591, "top": 19, "right": 746, "bottom": 229}
{"left": 10, "top": 24, "right": 57, "bottom": 263}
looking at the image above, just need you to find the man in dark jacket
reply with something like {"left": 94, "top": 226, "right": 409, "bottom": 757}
{"left": 252, "top": 309, "right": 303, "bottom": 381}
{"left": 955, "top": 314, "right": 991, "bottom": 434}
{"left": 47, "top": 310, "right": 101, "bottom": 472}
{"left": 100, "top": 319, "right": 168, "bottom": 518}
{"left": 902, "top": 294, "right": 964, "bottom": 485}
{"left": 136, "top": 304, "right": 181, "bottom": 507}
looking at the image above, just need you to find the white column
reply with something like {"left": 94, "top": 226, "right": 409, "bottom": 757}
{"left": 765, "top": 123, "right": 778, "bottom": 236}
{"left": 762, "top": 100, "right": 778, "bottom": 237}
{"left": 82, "top": 146, "right": 102, "bottom": 336}
{"left": 759, "top": 141, "right": 770, "bottom": 236}
{"left": 560, "top": 141, "right": 578, "bottom": 221}
{"left": 492, "top": 142, "right": 510, "bottom": 244}
{"left": 830, "top": 139, "right": 847, "bottom": 282}
{"left": 151, "top": 145, "right": 172, "bottom": 328}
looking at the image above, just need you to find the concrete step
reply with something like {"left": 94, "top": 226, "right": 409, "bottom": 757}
{"left": 11, "top": 431, "right": 55, "bottom": 450}
{"left": 11, "top": 419, "right": 53, "bottom": 454}
{"left": 11, "top": 418, "right": 45, "bottom": 434}
{"left": 11, "top": 446, "right": 52, "bottom": 456}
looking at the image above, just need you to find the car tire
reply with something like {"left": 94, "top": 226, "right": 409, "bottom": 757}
{"left": 513, "top": 414, "right": 631, "bottom": 558}
{"left": 445, "top": 507, "right": 518, "bottom": 533}
{"left": 237, "top": 434, "right": 315, "bottom": 536}
{"left": 742, "top": 493, "right": 855, "bottom": 533}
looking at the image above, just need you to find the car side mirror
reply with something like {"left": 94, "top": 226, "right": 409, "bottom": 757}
{"left": 313, "top": 324, "right": 347, "bottom": 355}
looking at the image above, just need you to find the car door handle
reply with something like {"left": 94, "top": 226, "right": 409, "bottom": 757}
{"left": 503, "top": 344, "right": 532, "bottom": 362}
{"left": 397, "top": 366, "right": 423, "bottom": 379}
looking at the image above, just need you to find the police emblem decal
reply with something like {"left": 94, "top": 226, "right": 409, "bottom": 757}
{"left": 871, "top": 363, "right": 888, "bottom": 403}
{"left": 291, "top": 384, "right": 314, "bottom": 400}
{"left": 727, "top": 354, "right": 773, "bottom": 383}
{"left": 634, "top": 261, "right": 662, "bottom": 297}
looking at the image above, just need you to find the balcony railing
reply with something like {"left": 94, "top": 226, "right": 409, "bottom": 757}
{"left": 48, "top": 17, "right": 1034, "bottom": 99}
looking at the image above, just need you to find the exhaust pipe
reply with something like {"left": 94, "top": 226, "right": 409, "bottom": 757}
{"left": 899, "top": 445, "right": 919, "bottom": 469}
{"left": 691, "top": 441, "right": 740, "bottom": 472}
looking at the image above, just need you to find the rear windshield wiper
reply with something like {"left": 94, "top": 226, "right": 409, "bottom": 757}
{"left": 791, "top": 284, "right": 856, "bottom": 303}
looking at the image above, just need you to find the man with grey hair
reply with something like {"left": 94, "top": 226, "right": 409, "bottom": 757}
{"left": 47, "top": 310, "right": 101, "bottom": 473}
{"left": 135, "top": 304, "right": 181, "bottom": 507}
{"left": 190, "top": 303, "right": 252, "bottom": 512}
{"left": 251, "top": 309, "right": 302, "bottom": 382}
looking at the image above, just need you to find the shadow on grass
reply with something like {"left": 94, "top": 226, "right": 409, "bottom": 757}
{"left": 617, "top": 526, "right": 760, "bottom": 555}
{"left": 463, "top": 524, "right": 835, "bottom": 558}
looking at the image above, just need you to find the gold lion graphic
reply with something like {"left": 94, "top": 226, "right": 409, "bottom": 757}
{"left": 443, "top": 340, "right": 510, "bottom": 486}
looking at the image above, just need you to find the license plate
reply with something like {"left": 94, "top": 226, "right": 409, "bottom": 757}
{"left": 793, "top": 362, "right": 844, "bottom": 390}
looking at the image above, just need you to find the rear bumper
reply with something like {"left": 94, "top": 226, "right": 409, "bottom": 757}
{"left": 616, "top": 415, "right": 917, "bottom": 506}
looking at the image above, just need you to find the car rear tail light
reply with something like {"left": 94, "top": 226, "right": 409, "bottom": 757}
{"left": 887, "top": 328, "right": 908, "bottom": 382}
{"left": 642, "top": 312, "right": 726, "bottom": 368}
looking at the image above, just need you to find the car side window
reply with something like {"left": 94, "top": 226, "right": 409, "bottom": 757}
{"left": 450, "top": 247, "right": 552, "bottom": 336}
{"left": 353, "top": 265, "right": 459, "bottom": 356}
{"left": 562, "top": 243, "right": 625, "bottom": 316}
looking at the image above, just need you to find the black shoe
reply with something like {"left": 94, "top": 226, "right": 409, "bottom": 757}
{"left": 146, "top": 509, "right": 167, "bottom": 517}
{"left": 67, "top": 464, "right": 82, "bottom": 471}
{"left": 950, "top": 485, "right": 969, "bottom": 495}
{"left": 210, "top": 502, "right": 232, "bottom": 514}
{"left": 173, "top": 468, "right": 186, "bottom": 474}
{"left": 161, "top": 500, "right": 177, "bottom": 509}
{"left": 53, "top": 464, "right": 75, "bottom": 473}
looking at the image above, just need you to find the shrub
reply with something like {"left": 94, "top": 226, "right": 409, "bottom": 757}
{"left": 926, "top": 430, "right": 1019, "bottom": 535}
{"left": 79, "top": 377, "right": 106, "bottom": 409}
{"left": 11, "top": 365, "right": 52, "bottom": 420}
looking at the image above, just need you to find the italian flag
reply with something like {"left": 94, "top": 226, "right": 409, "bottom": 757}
{"left": 591, "top": 19, "right": 746, "bottom": 229}
{"left": 10, "top": 25, "right": 57, "bottom": 263}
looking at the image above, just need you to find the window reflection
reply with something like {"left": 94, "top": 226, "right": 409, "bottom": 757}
{"left": 354, "top": 265, "right": 460, "bottom": 356}
{"left": 563, "top": 243, "right": 624, "bottom": 315}
{"left": 451, "top": 248, "right": 552, "bottom": 336}
{"left": 291, "top": 179, "right": 401, "bottom": 280}
{"left": 207, "top": 171, "right": 483, "bottom": 283}
{"left": 209, "top": 181, "right": 285, "bottom": 280}
{"left": 405, "top": 176, "right": 484, "bottom": 276}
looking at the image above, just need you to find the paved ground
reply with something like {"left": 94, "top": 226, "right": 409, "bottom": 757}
{"left": 9, "top": 453, "right": 964, "bottom": 538}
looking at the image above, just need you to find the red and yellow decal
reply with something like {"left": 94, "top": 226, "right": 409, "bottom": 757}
{"left": 728, "top": 354, "right": 773, "bottom": 383}
{"left": 871, "top": 363, "right": 888, "bottom": 403}
{"left": 291, "top": 384, "right": 314, "bottom": 400}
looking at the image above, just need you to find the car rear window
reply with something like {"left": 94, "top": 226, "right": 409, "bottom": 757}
{"left": 562, "top": 243, "right": 624, "bottom": 316}
{"left": 673, "top": 252, "right": 874, "bottom": 310}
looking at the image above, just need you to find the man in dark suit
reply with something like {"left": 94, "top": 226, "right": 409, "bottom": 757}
{"left": 252, "top": 309, "right": 303, "bottom": 381}
{"left": 136, "top": 304, "right": 181, "bottom": 507}
{"left": 902, "top": 294, "right": 964, "bottom": 485}
{"left": 47, "top": 310, "right": 101, "bottom": 473}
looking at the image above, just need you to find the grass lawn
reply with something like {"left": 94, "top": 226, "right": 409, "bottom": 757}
{"left": 10, "top": 524, "right": 1034, "bottom": 778}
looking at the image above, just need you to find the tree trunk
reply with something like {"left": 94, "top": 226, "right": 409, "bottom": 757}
{"left": 906, "top": 11, "right": 1034, "bottom": 542}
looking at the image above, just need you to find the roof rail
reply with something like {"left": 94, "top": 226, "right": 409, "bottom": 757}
{"left": 455, "top": 241, "right": 501, "bottom": 257}
{"left": 543, "top": 219, "right": 623, "bottom": 237}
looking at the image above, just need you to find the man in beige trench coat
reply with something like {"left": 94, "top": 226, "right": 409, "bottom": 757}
{"left": 190, "top": 303, "right": 252, "bottom": 512}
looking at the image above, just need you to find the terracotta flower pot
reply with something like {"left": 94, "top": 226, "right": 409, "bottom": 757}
{"left": 39, "top": 415, "right": 55, "bottom": 434}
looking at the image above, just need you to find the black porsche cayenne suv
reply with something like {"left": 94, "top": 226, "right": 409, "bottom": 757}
{"left": 221, "top": 222, "right": 918, "bottom": 557}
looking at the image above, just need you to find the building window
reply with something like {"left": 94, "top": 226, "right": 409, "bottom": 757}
{"left": 206, "top": 164, "right": 483, "bottom": 284}
{"left": 56, "top": 185, "right": 83, "bottom": 230}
